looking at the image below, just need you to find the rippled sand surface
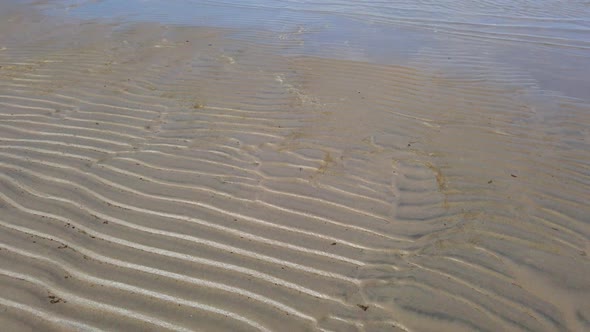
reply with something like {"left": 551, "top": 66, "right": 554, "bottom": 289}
{"left": 0, "top": 1, "right": 589, "bottom": 331}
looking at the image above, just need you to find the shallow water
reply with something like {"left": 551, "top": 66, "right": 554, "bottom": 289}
{"left": 0, "top": 1, "right": 589, "bottom": 331}
{"left": 44, "top": 0, "right": 590, "bottom": 100}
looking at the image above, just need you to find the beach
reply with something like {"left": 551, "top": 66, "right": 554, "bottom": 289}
{"left": 0, "top": 1, "right": 589, "bottom": 331}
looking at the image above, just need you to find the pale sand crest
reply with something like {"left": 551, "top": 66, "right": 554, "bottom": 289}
{"left": 0, "top": 3, "right": 589, "bottom": 332}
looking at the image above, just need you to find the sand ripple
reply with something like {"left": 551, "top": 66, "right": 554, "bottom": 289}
{"left": 0, "top": 3, "right": 589, "bottom": 331}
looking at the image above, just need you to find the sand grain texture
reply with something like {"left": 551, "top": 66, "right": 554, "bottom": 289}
{"left": 0, "top": 3, "right": 589, "bottom": 331}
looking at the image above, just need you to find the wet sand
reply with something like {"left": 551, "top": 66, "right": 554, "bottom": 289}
{"left": 0, "top": 1, "right": 589, "bottom": 331}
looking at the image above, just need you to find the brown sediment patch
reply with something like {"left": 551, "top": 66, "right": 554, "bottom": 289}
{"left": 426, "top": 161, "right": 449, "bottom": 209}
{"left": 317, "top": 151, "right": 334, "bottom": 175}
